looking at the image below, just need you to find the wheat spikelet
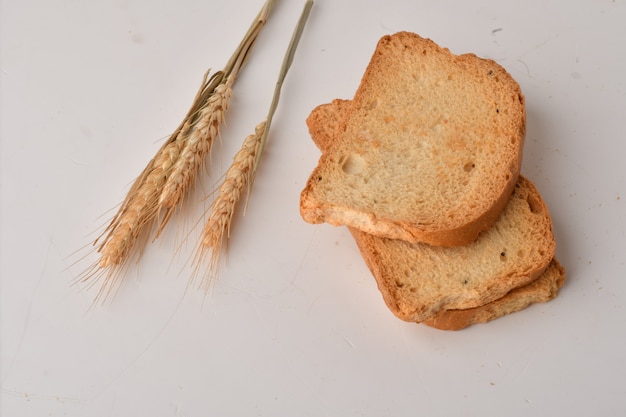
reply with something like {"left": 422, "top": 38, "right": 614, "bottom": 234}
{"left": 97, "top": 172, "right": 153, "bottom": 267}
{"left": 98, "top": 197, "right": 154, "bottom": 269}
{"left": 156, "top": 120, "right": 191, "bottom": 174}
{"left": 193, "top": 121, "right": 265, "bottom": 290}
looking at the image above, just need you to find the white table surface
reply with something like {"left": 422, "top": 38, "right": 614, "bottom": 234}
{"left": 2, "top": 0, "right": 625, "bottom": 416}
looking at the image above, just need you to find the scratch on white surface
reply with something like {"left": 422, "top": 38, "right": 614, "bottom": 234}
{"left": 343, "top": 335, "right": 355, "bottom": 348}
{"left": 517, "top": 59, "right": 531, "bottom": 77}
{"left": 0, "top": 387, "right": 87, "bottom": 405}
{"left": 70, "top": 156, "right": 89, "bottom": 166}
{"left": 87, "top": 295, "right": 185, "bottom": 402}
{"left": 218, "top": 279, "right": 272, "bottom": 300}
{"left": 286, "top": 227, "right": 317, "bottom": 290}
{"left": 533, "top": 34, "right": 560, "bottom": 51}
{"left": 306, "top": 295, "right": 322, "bottom": 315}
{"left": 0, "top": 240, "right": 51, "bottom": 386}
{"left": 520, "top": 345, "right": 540, "bottom": 377}
{"left": 172, "top": 401, "right": 182, "bottom": 417}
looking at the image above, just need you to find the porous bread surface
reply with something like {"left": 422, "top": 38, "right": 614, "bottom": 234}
{"left": 300, "top": 32, "right": 526, "bottom": 246}
{"left": 423, "top": 258, "right": 565, "bottom": 330}
{"left": 349, "top": 175, "right": 555, "bottom": 322}
{"left": 306, "top": 99, "right": 353, "bottom": 152}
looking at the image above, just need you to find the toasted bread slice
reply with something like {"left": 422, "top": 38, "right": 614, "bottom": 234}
{"left": 423, "top": 259, "right": 565, "bottom": 330}
{"left": 307, "top": 98, "right": 557, "bottom": 325}
{"left": 348, "top": 178, "right": 555, "bottom": 322}
{"left": 300, "top": 32, "right": 526, "bottom": 246}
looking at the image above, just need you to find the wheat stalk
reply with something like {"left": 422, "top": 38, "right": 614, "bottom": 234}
{"left": 193, "top": 0, "right": 314, "bottom": 290}
{"left": 81, "top": 0, "right": 277, "bottom": 303}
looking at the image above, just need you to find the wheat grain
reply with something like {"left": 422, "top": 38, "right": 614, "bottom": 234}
{"left": 156, "top": 120, "right": 191, "bottom": 175}
{"left": 98, "top": 201, "right": 152, "bottom": 269}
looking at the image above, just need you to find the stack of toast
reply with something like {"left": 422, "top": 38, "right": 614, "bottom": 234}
{"left": 300, "top": 32, "right": 564, "bottom": 330}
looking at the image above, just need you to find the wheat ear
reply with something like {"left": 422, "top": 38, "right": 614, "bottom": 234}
{"left": 154, "top": 0, "right": 277, "bottom": 235}
{"left": 193, "top": 0, "right": 314, "bottom": 290}
{"left": 80, "top": 125, "right": 186, "bottom": 300}
{"left": 192, "top": 122, "right": 266, "bottom": 290}
{"left": 80, "top": 0, "right": 277, "bottom": 303}
{"left": 157, "top": 75, "right": 233, "bottom": 226}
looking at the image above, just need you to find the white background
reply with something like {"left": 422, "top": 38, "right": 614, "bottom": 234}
{"left": 1, "top": 0, "right": 625, "bottom": 416}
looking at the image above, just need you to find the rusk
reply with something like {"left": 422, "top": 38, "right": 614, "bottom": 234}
{"left": 307, "top": 98, "right": 559, "bottom": 327}
{"left": 300, "top": 32, "right": 526, "bottom": 246}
